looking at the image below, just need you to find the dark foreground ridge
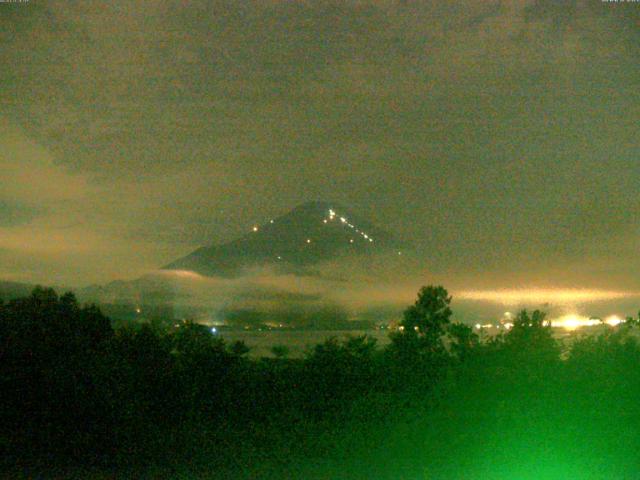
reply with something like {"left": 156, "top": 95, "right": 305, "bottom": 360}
{"left": 2, "top": 285, "right": 640, "bottom": 479}
{"left": 163, "top": 201, "right": 404, "bottom": 277}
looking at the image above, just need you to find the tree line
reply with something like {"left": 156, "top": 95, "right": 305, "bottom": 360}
{"left": 1, "top": 285, "right": 640, "bottom": 479}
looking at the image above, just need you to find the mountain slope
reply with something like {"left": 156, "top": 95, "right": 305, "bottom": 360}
{"left": 163, "top": 201, "right": 405, "bottom": 277}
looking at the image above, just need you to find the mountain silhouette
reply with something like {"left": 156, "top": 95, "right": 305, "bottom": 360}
{"left": 163, "top": 201, "right": 404, "bottom": 277}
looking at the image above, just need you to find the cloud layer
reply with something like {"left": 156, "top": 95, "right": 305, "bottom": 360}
{"left": 1, "top": 1, "right": 639, "bottom": 288}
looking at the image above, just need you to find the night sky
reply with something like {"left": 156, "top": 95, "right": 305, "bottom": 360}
{"left": 1, "top": 1, "right": 639, "bottom": 294}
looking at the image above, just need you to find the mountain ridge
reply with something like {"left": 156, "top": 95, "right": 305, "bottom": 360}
{"left": 163, "top": 201, "right": 405, "bottom": 277}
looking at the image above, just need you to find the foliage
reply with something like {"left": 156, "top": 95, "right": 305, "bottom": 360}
{"left": 2, "top": 285, "right": 640, "bottom": 479}
{"left": 401, "top": 285, "right": 452, "bottom": 339}
{"left": 228, "top": 339, "right": 251, "bottom": 357}
{"left": 502, "top": 309, "right": 560, "bottom": 362}
{"left": 388, "top": 285, "right": 452, "bottom": 361}
{"left": 446, "top": 321, "right": 479, "bottom": 361}
{"left": 270, "top": 344, "right": 290, "bottom": 359}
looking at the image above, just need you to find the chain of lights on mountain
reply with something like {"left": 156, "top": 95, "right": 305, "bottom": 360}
{"left": 251, "top": 208, "right": 403, "bottom": 262}
{"left": 326, "top": 208, "right": 373, "bottom": 243}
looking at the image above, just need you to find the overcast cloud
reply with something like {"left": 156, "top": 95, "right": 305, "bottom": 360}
{"left": 1, "top": 0, "right": 638, "bottom": 289}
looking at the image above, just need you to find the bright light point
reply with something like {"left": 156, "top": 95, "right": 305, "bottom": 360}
{"left": 397, "top": 251, "right": 402, "bottom": 255}
{"left": 551, "top": 314, "right": 599, "bottom": 330}
{"left": 252, "top": 226, "right": 259, "bottom": 232}
{"left": 340, "top": 217, "right": 347, "bottom": 223}
{"left": 135, "top": 307, "right": 141, "bottom": 314}
{"left": 306, "top": 238, "right": 311, "bottom": 244}
{"left": 269, "top": 219, "right": 274, "bottom": 224}
{"left": 323, "top": 219, "right": 328, "bottom": 224}
{"left": 475, "top": 323, "right": 481, "bottom": 329}
{"left": 369, "top": 238, "right": 373, "bottom": 242}
{"left": 349, "top": 239, "right": 354, "bottom": 243}
{"left": 211, "top": 327, "right": 217, "bottom": 334}
{"left": 557, "top": 315, "right": 583, "bottom": 330}
{"left": 277, "top": 255, "right": 282, "bottom": 260}
{"left": 363, "top": 234, "right": 368, "bottom": 239}
{"left": 606, "top": 315, "right": 623, "bottom": 326}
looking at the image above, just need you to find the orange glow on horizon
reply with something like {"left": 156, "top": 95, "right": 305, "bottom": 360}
{"left": 456, "top": 289, "right": 638, "bottom": 305}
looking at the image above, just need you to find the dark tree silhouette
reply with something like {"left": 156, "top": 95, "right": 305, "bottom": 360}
{"left": 502, "top": 309, "right": 559, "bottom": 363}
{"left": 229, "top": 339, "right": 250, "bottom": 357}
{"left": 624, "top": 311, "right": 640, "bottom": 328}
{"left": 172, "top": 321, "right": 226, "bottom": 357}
{"left": 5, "top": 284, "right": 640, "bottom": 479}
{"left": 270, "top": 344, "right": 290, "bottom": 359}
{"left": 389, "top": 285, "right": 453, "bottom": 360}
{"left": 402, "top": 286, "right": 452, "bottom": 336}
{"left": 447, "top": 322, "right": 479, "bottom": 361}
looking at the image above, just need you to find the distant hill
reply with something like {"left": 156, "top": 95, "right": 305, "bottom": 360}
{"left": 163, "top": 201, "right": 406, "bottom": 277}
